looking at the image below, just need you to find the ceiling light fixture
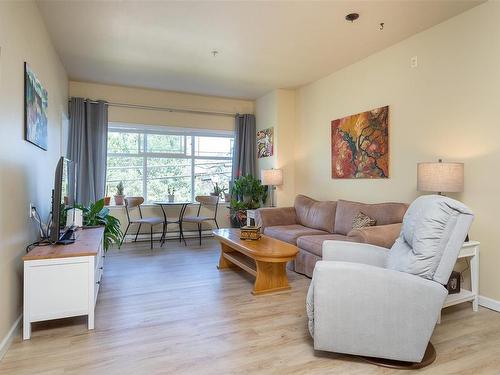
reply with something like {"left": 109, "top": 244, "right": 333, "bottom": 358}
{"left": 345, "top": 13, "right": 359, "bottom": 22}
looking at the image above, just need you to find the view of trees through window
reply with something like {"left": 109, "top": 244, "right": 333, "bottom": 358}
{"left": 106, "top": 125, "right": 233, "bottom": 203}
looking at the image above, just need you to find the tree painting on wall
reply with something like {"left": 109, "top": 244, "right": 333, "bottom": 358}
{"left": 331, "top": 106, "right": 389, "bottom": 179}
{"left": 24, "top": 62, "right": 48, "bottom": 150}
{"left": 257, "top": 127, "right": 273, "bottom": 158}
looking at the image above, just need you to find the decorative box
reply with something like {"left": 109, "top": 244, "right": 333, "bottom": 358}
{"left": 240, "top": 226, "right": 261, "bottom": 241}
{"left": 446, "top": 270, "right": 461, "bottom": 294}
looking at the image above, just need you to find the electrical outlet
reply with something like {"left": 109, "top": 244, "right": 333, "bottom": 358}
{"left": 410, "top": 56, "right": 418, "bottom": 68}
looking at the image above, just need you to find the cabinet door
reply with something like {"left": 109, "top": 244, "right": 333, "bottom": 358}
{"left": 28, "top": 258, "right": 90, "bottom": 321}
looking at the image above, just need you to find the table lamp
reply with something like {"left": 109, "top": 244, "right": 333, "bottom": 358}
{"left": 417, "top": 159, "right": 464, "bottom": 195}
{"left": 261, "top": 169, "right": 283, "bottom": 207}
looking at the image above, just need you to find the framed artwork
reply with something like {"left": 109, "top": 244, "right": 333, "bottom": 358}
{"left": 24, "top": 62, "right": 48, "bottom": 150}
{"left": 331, "top": 105, "right": 389, "bottom": 179}
{"left": 257, "top": 127, "right": 273, "bottom": 158}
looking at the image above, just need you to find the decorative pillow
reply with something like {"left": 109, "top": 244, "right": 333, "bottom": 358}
{"left": 352, "top": 212, "right": 376, "bottom": 230}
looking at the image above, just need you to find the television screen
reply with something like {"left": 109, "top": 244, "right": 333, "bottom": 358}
{"left": 50, "top": 157, "right": 77, "bottom": 243}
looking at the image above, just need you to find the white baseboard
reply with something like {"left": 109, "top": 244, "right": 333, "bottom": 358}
{"left": 0, "top": 314, "right": 22, "bottom": 361}
{"left": 479, "top": 295, "right": 500, "bottom": 313}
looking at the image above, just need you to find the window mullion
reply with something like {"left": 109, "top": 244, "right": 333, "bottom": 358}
{"left": 143, "top": 132, "right": 148, "bottom": 202}
{"left": 107, "top": 124, "right": 235, "bottom": 204}
{"left": 191, "top": 136, "right": 195, "bottom": 202}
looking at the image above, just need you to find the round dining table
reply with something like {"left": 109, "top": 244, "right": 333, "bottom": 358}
{"left": 154, "top": 201, "right": 191, "bottom": 246}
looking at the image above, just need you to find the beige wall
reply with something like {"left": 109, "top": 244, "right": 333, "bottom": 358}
{"left": 294, "top": 1, "right": 500, "bottom": 301}
{"left": 69, "top": 81, "right": 254, "bottom": 131}
{"left": 256, "top": 89, "right": 295, "bottom": 207}
{"left": 0, "top": 1, "right": 68, "bottom": 346}
{"left": 256, "top": 91, "right": 278, "bottom": 173}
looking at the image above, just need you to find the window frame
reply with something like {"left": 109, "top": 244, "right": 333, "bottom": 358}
{"left": 107, "top": 123, "right": 234, "bottom": 203}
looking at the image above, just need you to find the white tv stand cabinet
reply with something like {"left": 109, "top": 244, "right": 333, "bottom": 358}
{"left": 23, "top": 227, "right": 105, "bottom": 340}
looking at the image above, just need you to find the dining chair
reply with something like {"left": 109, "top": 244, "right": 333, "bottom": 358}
{"left": 120, "top": 197, "right": 164, "bottom": 249}
{"left": 181, "top": 195, "right": 219, "bottom": 245}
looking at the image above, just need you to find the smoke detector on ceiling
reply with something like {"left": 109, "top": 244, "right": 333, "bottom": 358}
{"left": 345, "top": 13, "right": 359, "bottom": 22}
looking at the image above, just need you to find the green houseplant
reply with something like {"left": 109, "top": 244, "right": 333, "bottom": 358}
{"left": 229, "top": 175, "right": 268, "bottom": 227}
{"left": 73, "top": 198, "right": 123, "bottom": 251}
{"left": 114, "top": 181, "right": 125, "bottom": 205}
{"left": 211, "top": 182, "right": 227, "bottom": 198}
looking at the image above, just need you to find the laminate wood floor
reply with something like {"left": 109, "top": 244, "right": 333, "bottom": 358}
{"left": 1, "top": 239, "right": 500, "bottom": 375}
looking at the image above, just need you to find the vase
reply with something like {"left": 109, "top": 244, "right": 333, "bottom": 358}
{"left": 114, "top": 195, "right": 125, "bottom": 205}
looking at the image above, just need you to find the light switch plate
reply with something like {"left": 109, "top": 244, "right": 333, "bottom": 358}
{"left": 410, "top": 56, "right": 418, "bottom": 68}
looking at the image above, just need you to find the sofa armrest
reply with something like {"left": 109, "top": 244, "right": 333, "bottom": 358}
{"left": 309, "top": 261, "right": 447, "bottom": 362}
{"left": 255, "top": 207, "right": 296, "bottom": 231}
{"left": 322, "top": 240, "right": 388, "bottom": 267}
{"left": 347, "top": 223, "right": 401, "bottom": 248}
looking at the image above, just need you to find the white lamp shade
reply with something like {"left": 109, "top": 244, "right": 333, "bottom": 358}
{"left": 261, "top": 169, "right": 283, "bottom": 186}
{"left": 417, "top": 162, "right": 464, "bottom": 193}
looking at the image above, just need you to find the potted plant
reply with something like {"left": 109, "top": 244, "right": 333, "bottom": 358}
{"left": 229, "top": 175, "right": 268, "bottom": 228}
{"left": 168, "top": 186, "right": 176, "bottom": 202}
{"left": 103, "top": 185, "right": 111, "bottom": 206}
{"left": 211, "top": 182, "right": 227, "bottom": 198}
{"left": 71, "top": 199, "right": 123, "bottom": 251}
{"left": 114, "top": 181, "right": 125, "bottom": 205}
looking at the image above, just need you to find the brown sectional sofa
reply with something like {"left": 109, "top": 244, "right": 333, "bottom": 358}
{"left": 255, "top": 195, "right": 408, "bottom": 277}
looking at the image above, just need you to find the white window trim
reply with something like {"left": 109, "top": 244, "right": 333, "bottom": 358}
{"left": 107, "top": 122, "right": 234, "bottom": 202}
{"left": 109, "top": 122, "right": 233, "bottom": 137}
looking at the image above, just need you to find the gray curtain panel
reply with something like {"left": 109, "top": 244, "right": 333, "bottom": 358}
{"left": 232, "top": 114, "right": 256, "bottom": 180}
{"left": 67, "top": 97, "right": 108, "bottom": 205}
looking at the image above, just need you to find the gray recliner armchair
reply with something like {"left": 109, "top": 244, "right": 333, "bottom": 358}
{"left": 306, "top": 195, "right": 474, "bottom": 364}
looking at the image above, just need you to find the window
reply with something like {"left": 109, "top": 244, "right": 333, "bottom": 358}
{"left": 106, "top": 124, "right": 233, "bottom": 203}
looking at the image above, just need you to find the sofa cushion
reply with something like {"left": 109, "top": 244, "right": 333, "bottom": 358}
{"left": 294, "top": 195, "right": 337, "bottom": 233}
{"left": 335, "top": 199, "right": 408, "bottom": 235}
{"left": 264, "top": 225, "right": 328, "bottom": 245}
{"left": 297, "top": 234, "right": 355, "bottom": 257}
{"left": 386, "top": 195, "right": 473, "bottom": 282}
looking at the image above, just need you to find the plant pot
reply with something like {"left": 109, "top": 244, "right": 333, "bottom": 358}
{"left": 168, "top": 194, "right": 175, "bottom": 203}
{"left": 224, "top": 193, "right": 231, "bottom": 203}
{"left": 230, "top": 209, "right": 247, "bottom": 228}
{"left": 114, "top": 195, "right": 125, "bottom": 205}
{"left": 103, "top": 196, "right": 111, "bottom": 206}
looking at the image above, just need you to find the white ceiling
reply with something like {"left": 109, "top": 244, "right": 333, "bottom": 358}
{"left": 37, "top": 1, "right": 482, "bottom": 99}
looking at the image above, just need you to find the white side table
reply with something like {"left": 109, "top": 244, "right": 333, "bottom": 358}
{"left": 440, "top": 241, "right": 479, "bottom": 322}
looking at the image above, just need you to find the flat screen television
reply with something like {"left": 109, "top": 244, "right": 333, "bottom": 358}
{"left": 50, "top": 157, "right": 77, "bottom": 244}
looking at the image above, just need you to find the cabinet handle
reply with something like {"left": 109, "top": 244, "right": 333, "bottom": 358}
{"left": 99, "top": 267, "right": 103, "bottom": 270}
{"left": 96, "top": 281, "right": 100, "bottom": 285}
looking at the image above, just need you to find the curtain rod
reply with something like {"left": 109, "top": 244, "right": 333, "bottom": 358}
{"left": 69, "top": 98, "right": 237, "bottom": 118}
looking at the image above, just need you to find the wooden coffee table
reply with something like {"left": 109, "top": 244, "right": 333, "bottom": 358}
{"left": 213, "top": 228, "right": 298, "bottom": 295}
